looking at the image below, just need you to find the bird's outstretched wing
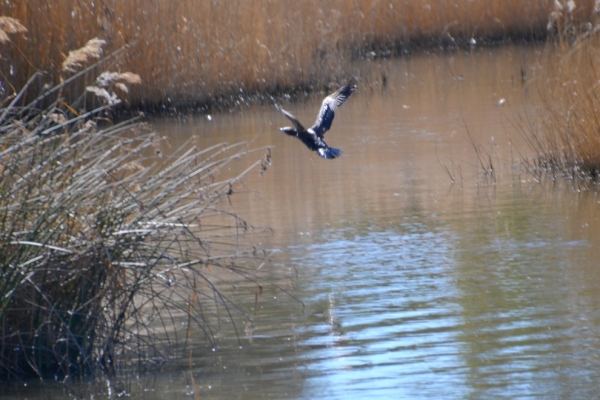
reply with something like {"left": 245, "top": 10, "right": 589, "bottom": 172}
{"left": 276, "top": 104, "right": 306, "bottom": 132}
{"left": 311, "top": 82, "right": 357, "bottom": 137}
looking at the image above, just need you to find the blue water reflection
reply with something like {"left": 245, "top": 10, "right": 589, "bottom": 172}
{"left": 283, "top": 199, "right": 600, "bottom": 399}
{"left": 290, "top": 225, "right": 469, "bottom": 399}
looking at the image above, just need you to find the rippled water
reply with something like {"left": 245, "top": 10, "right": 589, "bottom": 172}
{"left": 7, "top": 45, "right": 600, "bottom": 399}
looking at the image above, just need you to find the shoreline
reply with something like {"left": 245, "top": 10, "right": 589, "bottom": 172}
{"left": 1, "top": 0, "right": 595, "bottom": 112}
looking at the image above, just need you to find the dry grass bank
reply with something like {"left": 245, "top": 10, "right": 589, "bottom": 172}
{"left": 1, "top": 0, "right": 597, "bottom": 109}
{"left": 0, "top": 40, "right": 279, "bottom": 379}
{"left": 515, "top": 21, "right": 600, "bottom": 182}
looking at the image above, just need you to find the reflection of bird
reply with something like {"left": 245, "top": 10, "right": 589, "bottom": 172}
{"left": 276, "top": 82, "right": 357, "bottom": 159}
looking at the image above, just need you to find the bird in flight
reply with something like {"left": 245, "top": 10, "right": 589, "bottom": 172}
{"left": 276, "top": 82, "right": 357, "bottom": 159}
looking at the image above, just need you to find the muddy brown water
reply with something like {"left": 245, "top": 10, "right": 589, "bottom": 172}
{"left": 7, "top": 44, "right": 600, "bottom": 399}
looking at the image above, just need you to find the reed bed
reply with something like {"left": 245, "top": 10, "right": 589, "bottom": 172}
{"left": 514, "top": 14, "right": 600, "bottom": 182}
{"left": 0, "top": 39, "right": 277, "bottom": 380}
{"left": 1, "top": 0, "right": 598, "bottom": 109}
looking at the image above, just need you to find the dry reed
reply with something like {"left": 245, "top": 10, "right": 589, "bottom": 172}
{"left": 0, "top": 16, "right": 26, "bottom": 44}
{"left": 62, "top": 38, "right": 106, "bottom": 73}
{"left": 515, "top": 15, "right": 600, "bottom": 182}
{"left": 0, "top": 38, "right": 281, "bottom": 380}
{"left": 1, "top": 1, "right": 598, "bottom": 109}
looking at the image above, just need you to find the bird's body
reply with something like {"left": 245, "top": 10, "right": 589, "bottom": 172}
{"left": 276, "top": 82, "right": 357, "bottom": 159}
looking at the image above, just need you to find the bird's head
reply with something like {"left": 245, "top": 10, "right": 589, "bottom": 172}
{"left": 279, "top": 127, "right": 297, "bottom": 136}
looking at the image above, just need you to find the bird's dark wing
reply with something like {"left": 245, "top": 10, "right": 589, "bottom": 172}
{"left": 276, "top": 104, "right": 306, "bottom": 132}
{"left": 311, "top": 82, "right": 357, "bottom": 137}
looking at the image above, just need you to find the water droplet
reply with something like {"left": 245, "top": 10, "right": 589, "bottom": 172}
{"left": 185, "top": 385, "right": 194, "bottom": 396}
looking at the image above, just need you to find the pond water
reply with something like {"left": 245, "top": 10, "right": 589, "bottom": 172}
{"left": 7, "top": 44, "right": 600, "bottom": 399}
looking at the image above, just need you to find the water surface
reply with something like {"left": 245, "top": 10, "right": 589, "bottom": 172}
{"left": 8, "top": 44, "right": 600, "bottom": 399}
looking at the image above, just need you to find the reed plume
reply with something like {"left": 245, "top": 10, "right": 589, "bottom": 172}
{"left": 0, "top": 16, "right": 26, "bottom": 43}
{"left": 61, "top": 37, "right": 106, "bottom": 73}
{"left": 86, "top": 70, "right": 142, "bottom": 104}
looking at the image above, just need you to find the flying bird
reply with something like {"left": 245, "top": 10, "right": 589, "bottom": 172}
{"left": 276, "top": 82, "right": 357, "bottom": 159}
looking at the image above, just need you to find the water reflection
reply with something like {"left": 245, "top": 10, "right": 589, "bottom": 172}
{"left": 295, "top": 223, "right": 466, "bottom": 399}
{"left": 453, "top": 187, "right": 600, "bottom": 399}
{"left": 6, "top": 45, "right": 600, "bottom": 399}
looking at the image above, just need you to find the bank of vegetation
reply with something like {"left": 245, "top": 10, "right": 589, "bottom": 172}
{"left": 518, "top": 24, "right": 600, "bottom": 181}
{"left": 1, "top": 0, "right": 598, "bottom": 110}
{"left": 0, "top": 32, "right": 277, "bottom": 380}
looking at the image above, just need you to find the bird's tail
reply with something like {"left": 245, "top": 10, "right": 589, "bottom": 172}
{"left": 317, "top": 147, "right": 343, "bottom": 159}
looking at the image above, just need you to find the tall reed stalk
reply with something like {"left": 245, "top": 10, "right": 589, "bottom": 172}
{"left": 0, "top": 34, "right": 277, "bottom": 380}
{"left": 1, "top": 1, "right": 597, "bottom": 109}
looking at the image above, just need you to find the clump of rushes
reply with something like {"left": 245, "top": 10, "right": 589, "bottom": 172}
{"left": 521, "top": 11, "right": 600, "bottom": 182}
{"left": 0, "top": 33, "right": 278, "bottom": 380}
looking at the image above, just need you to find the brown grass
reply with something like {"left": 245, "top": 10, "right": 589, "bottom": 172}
{"left": 1, "top": 0, "right": 598, "bottom": 109}
{"left": 0, "top": 42, "right": 284, "bottom": 380}
{"left": 516, "top": 20, "right": 600, "bottom": 181}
